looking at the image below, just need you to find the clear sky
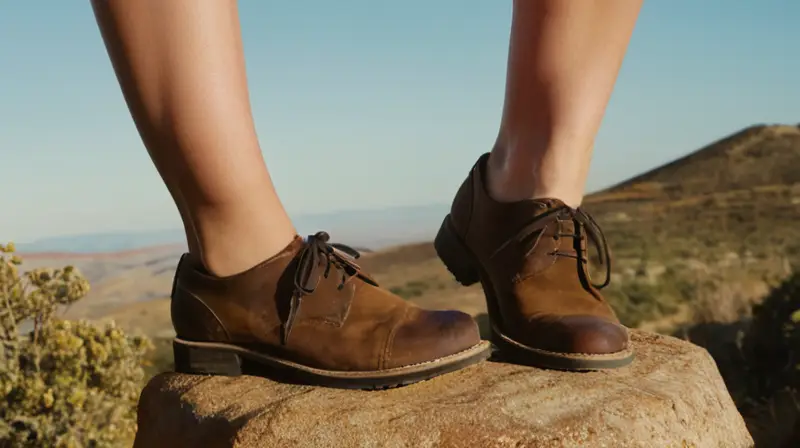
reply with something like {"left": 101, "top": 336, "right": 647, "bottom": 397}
{"left": 1, "top": 1, "right": 798, "bottom": 243}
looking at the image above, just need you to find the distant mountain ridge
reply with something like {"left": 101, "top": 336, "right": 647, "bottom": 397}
{"left": 15, "top": 204, "right": 450, "bottom": 254}
{"left": 16, "top": 230, "right": 187, "bottom": 254}
{"left": 592, "top": 123, "right": 800, "bottom": 198}
{"left": 17, "top": 123, "right": 800, "bottom": 260}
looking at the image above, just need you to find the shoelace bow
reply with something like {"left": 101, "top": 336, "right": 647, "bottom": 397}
{"left": 491, "top": 205, "right": 611, "bottom": 290}
{"left": 282, "top": 231, "right": 374, "bottom": 344}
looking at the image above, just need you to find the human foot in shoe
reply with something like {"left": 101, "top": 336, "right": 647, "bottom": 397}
{"left": 435, "top": 154, "right": 633, "bottom": 371}
{"left": 170, "top": 232, "right": 491, "bottom": 389}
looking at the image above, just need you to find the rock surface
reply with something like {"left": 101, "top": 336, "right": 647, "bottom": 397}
{"left": 134, "top": 331, "right": 753, "bottom": 448}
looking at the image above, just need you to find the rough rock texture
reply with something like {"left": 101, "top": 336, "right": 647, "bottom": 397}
{"left": 134, "top": 331, "right": 753, "bottom": 448}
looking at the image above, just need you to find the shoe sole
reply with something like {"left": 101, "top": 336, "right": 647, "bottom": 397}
{"left": 434, "top": 214, "right": 635, "bottom": 371}
{"left": 172, "top": 338, "right": 492, "bottom": 390}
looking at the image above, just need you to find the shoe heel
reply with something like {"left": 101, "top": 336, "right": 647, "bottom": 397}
{"left": 434, "top": 215, "right": 480, "bottom": 286}
{"left": 173, "top": 340, "right": 243, "bottom": 376}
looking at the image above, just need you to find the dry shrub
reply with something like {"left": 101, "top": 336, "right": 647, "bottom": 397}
{"left": 736, "top": 271, "right": 800, "bottom": 446}
{"left": 682, "top": 271, "right": 800, "bottom": 447}
{"left": 0, "top": 242, "right": 152, "bottom": 448}
{"left": 690, "top": 276, "right": 770, "bottom": 324}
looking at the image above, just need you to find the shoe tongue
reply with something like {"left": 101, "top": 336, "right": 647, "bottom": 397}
{"left": 531, "top": 198, "right": 569, "bottom": 210}
{"left": 252, "top": 236, "right": 305, "bottom": 269}
{"left": 284, "top": 235, "right": 306, "bottom": 255}
{"left": 513, "top": 197, "right": 571, "bottom": 220}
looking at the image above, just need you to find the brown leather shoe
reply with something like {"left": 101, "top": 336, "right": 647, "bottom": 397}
{"left": 435, "top": 154, "right": 633, "bottom": 370}
{"left": 170, "top": 232, "right": 491, "bottom": 389}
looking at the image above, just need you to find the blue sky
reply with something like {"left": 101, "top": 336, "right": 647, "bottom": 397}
{"left": 1, "top": 1, "right": 798, "bottom": 243}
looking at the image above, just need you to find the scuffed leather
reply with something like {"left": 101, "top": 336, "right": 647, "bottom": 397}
{"left": 170, "top": 236, "right": 482, "bottom": 372}
{"left": 448, "top": 154, "right": 628, "bottom": 355}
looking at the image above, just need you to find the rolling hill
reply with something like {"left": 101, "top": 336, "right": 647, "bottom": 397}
{"left": 582, "top": 124, "right": 800, "bottom": 261}
{"left": 15, "top": 204, "right": 449, "bottom": 254}
{"left": 13, "top": 123, "right": 800, "bottom": 335}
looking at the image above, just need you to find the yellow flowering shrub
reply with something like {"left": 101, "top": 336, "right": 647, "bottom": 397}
{"left": 0, "top": 242, "right": 152, "bottom": 447}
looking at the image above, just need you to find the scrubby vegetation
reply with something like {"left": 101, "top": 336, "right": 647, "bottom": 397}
{"left": 742, "top": 272, "right": 800, "bottom": 405}
{"left": 670, "top": 266, "right": 800, "bottom": 447}
{"left": 729, "top": 272, "right": 800, "bottom": 446}
{"left": 0, "top": 243, "right": 152, "bottom": 448}
{"left": 389, "top": 277, "right": 449, "bottom": 300}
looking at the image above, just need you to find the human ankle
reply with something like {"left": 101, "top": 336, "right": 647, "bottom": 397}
{"left": 193, "top": 205, "right": 296, "bottom": 277}
{"left": 486, "top": 151, "right": 584, "bottom": 207}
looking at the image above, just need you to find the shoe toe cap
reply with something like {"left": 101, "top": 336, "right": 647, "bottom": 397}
{"left": 519, "top": 315, "right": 629, "bottom": 355}
{"left": 385, "top": 309, "right": 481, "bottom": 369}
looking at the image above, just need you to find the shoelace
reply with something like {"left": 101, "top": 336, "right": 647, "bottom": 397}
{"left": 491, "top": 205, "right": 611, "bottom": 290}
{"left": 282, "top": 231, "right": 371, "bottom": 344}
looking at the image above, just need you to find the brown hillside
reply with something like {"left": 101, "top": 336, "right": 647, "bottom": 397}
{"left": 360, "top": 124, "right": 800, "bottom": 269}
{"left": 351, "top": 123, "right": 800, "bottom": 329}
{"left": 594, "top": 124, "right": 800, "bottom": 196}
{"left": 583, "top": 124, "right": 800, "bottom": 261}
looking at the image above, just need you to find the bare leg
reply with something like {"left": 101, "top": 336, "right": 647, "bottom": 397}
{"left": 488, "top": 0, "right": 643, "bottom": 206}
{"left": 91, "top": 0, "right": 295, "bottom": 276}
{"left": 90, "top": 0, "right": 493, "bottom": 387}
{"left": 434, "top": 1, "right": 643, "bottom": 370}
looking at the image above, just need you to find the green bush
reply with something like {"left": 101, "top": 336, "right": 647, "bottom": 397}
{"left": 714, "top": 271, "right": 800, "bottom": 446}
{"left": 603, "top": 279, "right": 682, "bottom": 328}
{"left": 741, "top": 271, "right": 800, "bottom": 405}
{"left": 0, "top": 242, "right": 153, "bottom": 448}
{"left": 390, "top": 280, "right": 432, "bottom": 299}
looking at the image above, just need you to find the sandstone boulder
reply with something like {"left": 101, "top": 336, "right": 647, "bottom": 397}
{"left": 134, "top": 331, "right": 753, "bottom": 447}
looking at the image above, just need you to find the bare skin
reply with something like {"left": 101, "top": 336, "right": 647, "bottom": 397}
{"left": 91, "top": 0, "right": 641, "bottom": 276}
{"left": 488, "top": 0, "right": 643, "bottom": 207}
{"left": 91, "top": 0, "right": 295, "bottom": 276}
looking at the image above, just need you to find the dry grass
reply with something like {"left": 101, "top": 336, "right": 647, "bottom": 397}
{"left": 96, "top": 297, "right": 173, "bottom": 338}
